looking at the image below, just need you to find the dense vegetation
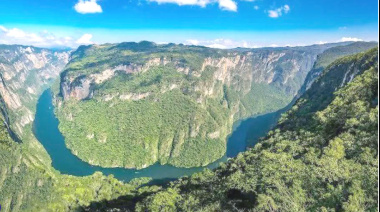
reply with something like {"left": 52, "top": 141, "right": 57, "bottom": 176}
{"left": 56, "top": 42, "right": 308, "bottom": 169}
{"left": 1, "top": 95, "right": 148, "bottom": 211}
{"left": 84, "top": 48, "right": 378, "bottom": 211}
{"left": 285, "top": 47, "right": 378, "bottom": 130}
{"left": 0, "top": 45, "right": 143, "bottom": 211}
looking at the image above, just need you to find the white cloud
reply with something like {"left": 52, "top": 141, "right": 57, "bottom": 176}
{"left": 268, "top": 10, "right": 279, "bottom": 18}
{"left": 0, "top": 25, "right": 93, "bottom": 48}
{"left": 185, "top": 38, "right": 260, "bottom": 49}
{"left": 340, "top": 37, "right": 363, "bottom": 42}
{"left": 268, "top": 4, "right": 290, "bottom": 18}
{"left": 5, "top": 28, "right": 27, "bottom": 38}
{"left": 74, "top": 0, "right": 102, "bottom": 14}
{"left": 207, "top": 43, "right": 228, "bottom": 48}
{"left": 185, "top": 38, "right": 331, "bottom": 49}
{"left": 253, "top": 5, "right": 259, "bottom": 10}
{"left": 148, "top": 0, "right": 237, "bottom": 11}
{"left": 0, "top": 26, "right": 9, "bottom": 33}
{"left": 186, "top": 39, "right": 201, "bottom": 45}
{"left": 76, "top": 34, "right": 94, "bottom": 44}
{"left": 218, "top": 0, "right": 237, "bottom": 11}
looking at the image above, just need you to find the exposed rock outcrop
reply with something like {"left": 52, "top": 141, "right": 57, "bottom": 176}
{"left": 0, "top": 45, "right": 70, "bottom": 135}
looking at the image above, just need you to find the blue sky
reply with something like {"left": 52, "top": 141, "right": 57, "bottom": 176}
{"left": 0, "top": 0, "right": 378, "bottom": 48}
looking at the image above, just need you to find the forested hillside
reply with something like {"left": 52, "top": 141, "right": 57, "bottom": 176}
{"left": 55, "top": 41, "right": 353, "bottom": 169}
{"left": 0, "top": 45, "right": 144, "bottom": 211}
{"left": 300, "top": 41, "right": 377, "bottom": 93}
{"left": 84, "top": 48, "right": 378, "bottom": 211}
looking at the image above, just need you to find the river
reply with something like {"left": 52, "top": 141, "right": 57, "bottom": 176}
{"left": 33, "top": 89, "right": 287, "bottom": 183}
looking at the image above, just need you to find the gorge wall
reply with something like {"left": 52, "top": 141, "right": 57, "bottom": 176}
{"left": 0, "top": 45, "right": 70, "bottom": 135}
{"left": 55, "top": 41, "right": 357, "bottom": 169}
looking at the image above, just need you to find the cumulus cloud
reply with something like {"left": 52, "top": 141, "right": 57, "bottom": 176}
{"left": 218, "top": 0, "right": 237, "bottom": 11}
{"left": 0, "top": 25, "right": 94, "bottom": 48}
{"left": 268, "top": 4, "right": 290, "bottom": 18}
{"left": 185, "top": 38, "right": 260, "bottom": 49}
{"left": 148, "top": 0, "right": 237, "bottom": 11}
{"left": 76, "top": 34, "right": 94, "bottom": 44}
{"left": 4, "top": 28, "right": 27, "bottom": 38}
{"left": 186, "top": 39, "right": 201, "bottom": 45}
{"left": 74, "top": 0, "right": 102, "bottom": 14}
{"left": 340, "top": 37, "right": 363, "bottom": 42}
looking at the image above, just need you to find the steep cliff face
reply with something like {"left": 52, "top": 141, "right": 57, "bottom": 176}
{"left": 281, "top": 47, "right": 378, "bottom": 130}
{"left": 0, "top": 45, "right": 70, "bottom": 135}
{"left": 60, "top": 44, "right": 321, "bottom": 102}
{"left": 55, "top": 41, "right": 364, "bottom": 169}
{"left": 300, "top": 41, "right": 378, "bottom": 94}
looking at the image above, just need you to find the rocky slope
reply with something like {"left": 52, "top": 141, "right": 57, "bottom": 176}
{"left": 300, "top": 41, "right": 378, "bottom": 94}
{"left": 0, "top": 45, "right": 70, "bottom": 135}
{"left": 55, "top": 41, "right": 361, "bottom": 169}
{"left": 283, "top": 47, "right": 378, "bottom": 130}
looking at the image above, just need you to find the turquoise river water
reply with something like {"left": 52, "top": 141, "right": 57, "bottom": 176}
{"left": 33, "top": 89, "right": 287, "bottom": 183}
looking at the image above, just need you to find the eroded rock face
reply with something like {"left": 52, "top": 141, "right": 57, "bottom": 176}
{"left": 61, "top": 78, "right": 93, "bottom": 100}
{"left": 60, "top": 56, "right": 189, "bottom": 101}
{"left": 190, "top": 49, "right": 317, "bottom": 104}
{"left": 61, "top": 49, "right": 317, "bottom": 102}
{"left": 0, "top": 45, "right": 70, "bottom": 135}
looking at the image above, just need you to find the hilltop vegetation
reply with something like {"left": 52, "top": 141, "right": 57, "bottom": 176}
{"left": 86, "top": 47, "right": 378, "bottom": 212}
